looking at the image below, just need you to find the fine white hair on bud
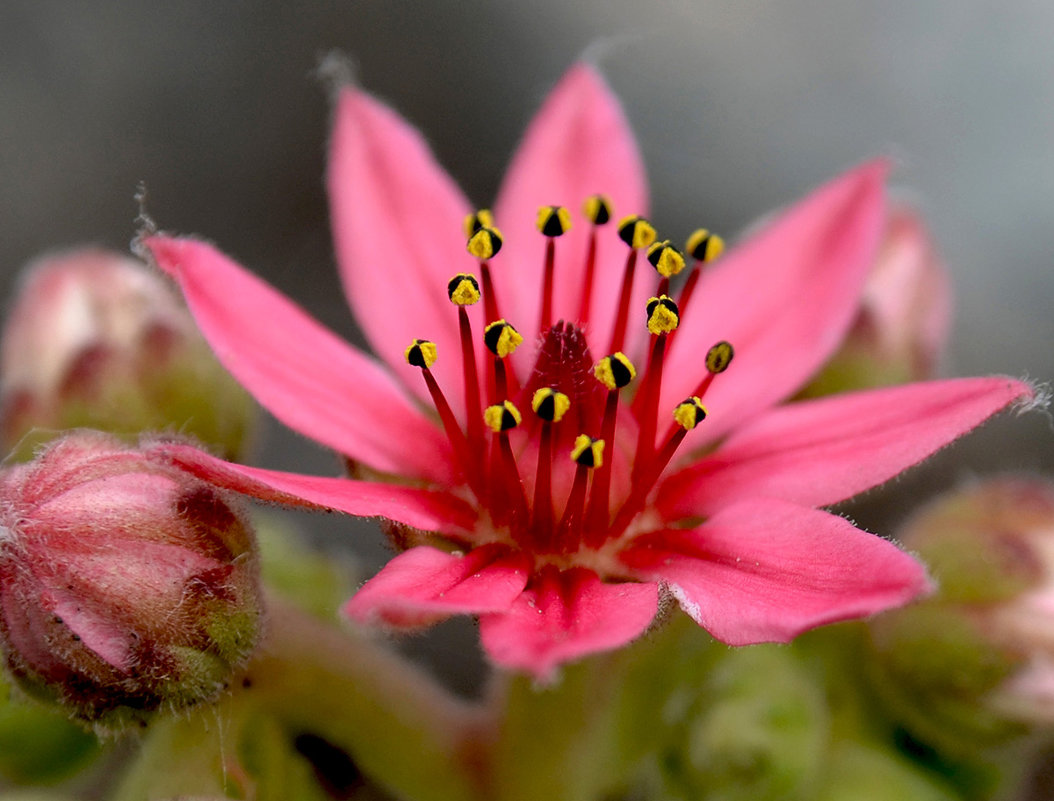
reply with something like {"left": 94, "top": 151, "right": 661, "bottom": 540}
{"left": 0, "top": 431, "right": 262, "bottom": 732}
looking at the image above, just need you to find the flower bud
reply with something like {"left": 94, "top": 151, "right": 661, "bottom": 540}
{"left": 867, "top": 476, "right": 1054, "bottom": 751}
{"left": 657, "top": 646, "right": 828, "bottom": 801}
{"left": 803, "top": 207, "right": 951, "bottom": 397}
{"left": 0, "top": 431, "right": 261, "bottom": 731}
{"left": 0, "top": 248, "right": 256, "bottom": 460}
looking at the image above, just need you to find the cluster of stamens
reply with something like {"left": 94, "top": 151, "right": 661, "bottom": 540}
{"left": 405, "top": 196, "right": 731, "bottom": 558}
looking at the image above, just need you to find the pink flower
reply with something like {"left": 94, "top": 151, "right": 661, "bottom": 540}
{"left": 142, "top": 64, "right": 1032, "bottom": 680}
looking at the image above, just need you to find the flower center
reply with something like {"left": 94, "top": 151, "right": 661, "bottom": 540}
{"left": 405, "top": 199, "right": 731, "bottom": 562}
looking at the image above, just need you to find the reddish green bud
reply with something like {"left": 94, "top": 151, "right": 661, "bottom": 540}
{"left": 868, "top": 476, "right": 1054, "bottom": 750}
{"left": 0, "top": 432, "right": 261, "bottom": 731}
{"left": 0, "top": 248, "right": 255, "bottom": 461}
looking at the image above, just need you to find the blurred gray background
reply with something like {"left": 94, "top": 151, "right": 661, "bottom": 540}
{"left": 2, "top": 0, "right": 1053, "bottom": 688}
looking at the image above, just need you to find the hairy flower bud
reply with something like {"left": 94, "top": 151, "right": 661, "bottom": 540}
{"left": 0, "top": 248, "right": 255, "bottom": 460}
{"left": 804, "top": 207, "right": 951, "bottom": 396}
{"left": 0, "top": 432, "right": 261, "bottom": 731}
{"left": 868, "top": 476, "right": 1054, "bottom": 750}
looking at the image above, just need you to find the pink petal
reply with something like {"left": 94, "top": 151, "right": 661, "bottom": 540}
{"left": 658, "top": 376, "right": 1034, "bottom": 518}
{"left": 145, "top": 236, "right": 454, "bottom": 484}
{"left": 149, "top": 441, "right": 476, "bottom": 535}
{"left": 620, "top": 499, "right": 932, "bottom": 646}
{"left": 344, "top": 544, "right": 530, "bottom": 628}
{"left": 492, "top": 63, "right": 649, "bottom": 351}
{"left": 479, "top": 566, "right": 658, "bottom": 681}
{"left": 660, "top": 162, "right": 889, "bottom": 445}
{"left": 328, "top": 86, "right": 473, "bottom": 417}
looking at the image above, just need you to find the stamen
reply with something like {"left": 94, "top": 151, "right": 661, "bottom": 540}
{"left": 592, "top": 352, "right": 636, "bottom": 393}
{"left": 689, "top": 340, "right": 735, "bottom": 400}
{"left": 484, "top": 401, "right": 528, "bottom": 532}
{"left": 536, "top": 205, "right": 571, "bottom": 332}
{"left": 557, "top": 435, "right": 604, "bottom": 551}
{"left": 466, "top": 227, "right": 504, "bottom": 325}
{"left": 686, "top": 228, "right": 724, "bottom": 263}
{"left": 678, "top": 228, "right": 724, "bottom": 317}
{"left": 405, "top": 339, "right": 438, "bottom": 370}
{"left": 531, "top": 387, "right": 571, "bottom": 424}
{"left": 578, "top": 194, "right": 613, "bottom": 322}
{"left": 530, "top": 388, "right": 570, "bottom": 549}
{"left": 448, "top": 274, "right": 484, "bottom": 453}
{"left": 464, "top": 209, "right": 495, "bottom": 237}
{"left": 404, "top": 339, "right": 481, "bottom": 497}
{"left": 570, "top": 433, "right": 604, "bottom": 468}
{"left": 448, "top": 273, "right": 481, "bottom": 306}
{"left": 608, "top": 215, "right": 657, "bottom": 355}
{"left": 484, "top": 400, "right": 522, "bottom": 433}
{"left": 658, "top": 340, "right": 734, "bottom": 445}
{"left": 585, "top": 353, "right": 636, "bottom": 542}
{"left": 483, "top": 319, "right": 524, "bottom": 400}
{"left": 632, "top": 296, "right": 680, "bottom": 484}
{"left": 645, "top": 295, "right": 680, "bottom": 335}
{"left": 611, "top": 398, "right": 706, "bottom": 537}
{"left": 646, "top": 240, "right": 686, "bottom": 298}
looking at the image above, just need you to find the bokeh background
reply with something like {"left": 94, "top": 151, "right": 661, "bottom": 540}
{"left": 3, "top": 0, "right": 1053, "bottom": 691}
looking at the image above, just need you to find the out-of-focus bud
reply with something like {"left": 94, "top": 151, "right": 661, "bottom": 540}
{"left": 657, "top": 646, "right": 828, "bottom": 801}
{"left": 0, "top": 248, "right": 255, "bottom": 461}
{"left": 867, "top": 477, "right": 1054, "bottom": 753}
{"left": 803, "top": 207, "right": 951, "bottom": 397}
{"left": 0, "top": 670, "right": 101, "bottom": 783}
{"left": 0, "top": 431, "right": 261, "bottom": 731}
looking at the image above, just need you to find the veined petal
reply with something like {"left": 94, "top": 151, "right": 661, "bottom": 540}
{"left": 344, "top": 544, "right": 530, "bottom": 628}
{"left": 658, "top": 376, "right": 1034, "bottom": 517}
{"left": 493, "top": 63, "right": 649, "bottom": 349}
{"left": 329, "top": 86, "right": 472, "bottom": 416}
{"left": 479, "top": 566, "right": 658, "bottom": 680}
{"left": 620, "top": 500, "right": 931, "bottom": 646}
{"left": 148, "top": 441, "right": 476, "bottom": 535}
{"left": 661, "top": 162, "right": 888, "bottom": 444}
{"left": 145, "top": 236, "right": 454, "bottom": 484}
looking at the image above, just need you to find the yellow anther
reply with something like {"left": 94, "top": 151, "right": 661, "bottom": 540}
{"left": 483, "top": 319, "right": 524, "bottom": 358}
{"left": 463, "top": 209, "right": 494, "bottom": 238}
{"left": 646, "top": 240, "right": 687, "bottom": 278}
{"left": 536, "top": 205, "right": 572, "bottom": 237}
{"left": 617, "top": 215, "right": 657, "bottom": 249}
{"left": 484, "top": 400, "right": 522, "bottom": 433}
{"left": 705, "top": 341, "right": 735, "bottom": 374}
{"left": 570, "top": 435, "right": 604, "bottom": 468}
{"left": 404, "top": 339, "right": 437, "bottom": 369}
{"left": 646, "top": 295, "right": 680, "bottom": 335}
{"left": 467, "top": 226, "right": 503, "bottom": 260}
{"left": 686, "top": 229, "right": 725, "bottom": 262}
{"left": 583, "top": 194, "right": 613, "bottom": 225}
{"left": 531, "top": 388, "right": 570, "bottom": 423}
{"left": 673, "top": 397, "right": 708, "bottom": 430}
{"left": 447, "top": 273, "right": 481, "bottom": 306}
{"left": 593, "top": 352, "right": 636, "bottom": 391}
